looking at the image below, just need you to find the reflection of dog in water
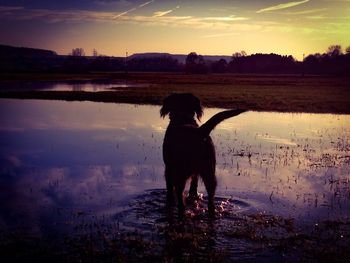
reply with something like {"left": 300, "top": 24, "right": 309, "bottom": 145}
{"left": 161, "top": 93, "right": 246, "bottom": 215}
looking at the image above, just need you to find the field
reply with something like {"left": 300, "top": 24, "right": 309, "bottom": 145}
{"left": 1, "top": 72, "right": 349, "bottom": 113}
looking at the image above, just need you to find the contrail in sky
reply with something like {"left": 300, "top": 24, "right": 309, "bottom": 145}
{"left": 114, "top": 0, "right": 155, "bottom": 19}
{"left": 257, "top": 0, "right": 309, "bottom": 13}
{"left": 139, "top": 0, "right": 154, "bottom": 8}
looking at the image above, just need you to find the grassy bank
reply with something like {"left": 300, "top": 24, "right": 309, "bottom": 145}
{"left": 1, "top": 72, "right": 349, "bottom": 113}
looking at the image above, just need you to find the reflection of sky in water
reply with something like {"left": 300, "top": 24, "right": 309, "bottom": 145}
{"left": 0, "top": 99, "right": 350, "bottom": 236}
{"left": 40, "top": 82, "right": 147, "bottom": 92}
{"left": 0, "top": 81, "right": 145, "bottom": 92}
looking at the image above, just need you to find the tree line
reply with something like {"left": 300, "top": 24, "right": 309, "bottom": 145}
{"left": 0, "top": 44, "right": 349, "bottom": 75}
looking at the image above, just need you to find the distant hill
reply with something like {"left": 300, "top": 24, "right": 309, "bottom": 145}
{"left": 0, "top": 44, "right": 62, "bottom": 72}
{"left": 129, "top": 53, "right": 232, "bottom": 63}
{"left": 0, "top": 44, "right": 232, "bottom": 63}
{"left": 0, "top": 44, "right": 57, "bottom": 58}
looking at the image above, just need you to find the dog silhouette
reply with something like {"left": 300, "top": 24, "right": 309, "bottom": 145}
{"left": 161, "top": 93, "right": 246, "bottom": 215}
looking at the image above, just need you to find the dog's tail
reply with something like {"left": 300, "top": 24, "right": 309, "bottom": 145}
{"left": 199, "top": 109, "right": 246, "bottom": 136}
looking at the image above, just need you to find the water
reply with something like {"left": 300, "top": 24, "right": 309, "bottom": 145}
{"left": 1, "top": 99, "right": 349, "bottom": 261}
{"left": 0, "top": 81, "right": 146, "bottom": 92}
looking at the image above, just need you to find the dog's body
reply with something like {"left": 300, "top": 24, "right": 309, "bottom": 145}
{"left": 161, "top": 93, "right": 245, "bottom": 215}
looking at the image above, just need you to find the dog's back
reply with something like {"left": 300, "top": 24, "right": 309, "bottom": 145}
{"left": 163, "top": 123, "right": 216, "bottom": 174}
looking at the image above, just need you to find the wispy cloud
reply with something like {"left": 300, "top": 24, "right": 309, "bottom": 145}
{"left": 153, "top": 5, "right": 179, "bottom": 17}
{"left": 0, "top": 6, "right": 275, "bottom": 33}
{"left": 153, "top": 10, "right": 173, "bottom": 17}
{"left": 202, "top": 15, "right": 248, "bottom": 21}
{"left": 306, "top": 15, "right": 326, "bottom": 20}
{"left": 0, "top": 6, "right": 23, "bottom": 11}
{"left": 0, "top": 4, "right": 329, "bottom": 34}
{"left": 113, "top": 7, "right": 136, "bottom": 18}
{"left": 94, "top": 0, "right": 132, "bottom": 7}
{"left": 116, "top": 14, "right": 253, "bottom": 30}
{"left": 113, "top": 0, "right": 154, "bottom": 18}
{"left": 283, "top": 8, "right": 327, "bottom": 15}
{"left": 257, "top": 0, "right": 309, "bottom": 13}
{"left": 139, "top": 0, "right": 154, "bottom": 8}
{"left": 202, "top": 32, "right": 239, "bottom": 38}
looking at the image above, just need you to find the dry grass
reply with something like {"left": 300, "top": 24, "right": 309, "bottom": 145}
{"left": 1, "top": 72, "right": 349, "bottom": 113}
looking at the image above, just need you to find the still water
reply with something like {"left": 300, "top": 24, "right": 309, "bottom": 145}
{"left": 0, "top": 81, "right": 145, "bottom": 92}
{"left": 0, "top": 99, "right": 349, "bottom": 260}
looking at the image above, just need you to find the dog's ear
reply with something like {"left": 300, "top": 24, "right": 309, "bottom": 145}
{"left": 160, "top": 104, "right": 169, "bottom": 118}
{"left": 192, "top": 95, "right": 203, "bottom": 120}
{"left": 160, "top": 94, "right": 172, "bottom": 118}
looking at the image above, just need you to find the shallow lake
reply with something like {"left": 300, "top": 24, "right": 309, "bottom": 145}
{"left": 1, "top": 99, "right": 349, "bottom": 261}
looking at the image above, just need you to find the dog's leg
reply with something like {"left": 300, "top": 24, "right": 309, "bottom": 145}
{"left": 201, "top": 170, "right": 217, "bottom": 216}
{"left": 175, "top": 180, "right": 186, "bottom": 215}
{"left": 164, "top": 167, "right": 175, "bottom": 205}
{"left": 188, "top": 174, "right": 199, "bottom": 200}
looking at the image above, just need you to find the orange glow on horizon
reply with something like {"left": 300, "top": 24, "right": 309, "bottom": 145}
{"left": 0, "top": 0, "right": 349, "bottom": 61}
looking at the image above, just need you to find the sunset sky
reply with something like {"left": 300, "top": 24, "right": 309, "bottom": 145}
{"left": 0, "top": 0, "right": 349, "bottom": 60}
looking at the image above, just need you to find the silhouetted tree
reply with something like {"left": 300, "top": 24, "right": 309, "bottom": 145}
{"left": 211, "top": 59, "right": 228, "bottom": 73}
{"left": 88, "top": 56, "right": 124, "bottom": 71}
{"left": 327, "top": 45, "right": 342, "bottom": 57}
{"left": 304, "top": 53, "right": 321, "bottom": 63}
{"left": 229, "top": 53, "right": 297, "bottom": 74}
{"left": 128, "top": 55, "right": 180, "bottom": 72}
{"left": 232, "top": 50, "right": 247, "bottom": 58}
{"left": 346, "top": 45, "right": 350, "bottom": 55}
{"left": 185, "top": 52, "right": 208, "bottom": 74}
{"left": 1, "top": 43, "right": 349, "bottom": 75}
{"left": 64, "top": 48, "right": 88, "bottom": 72}
{"left": 71, "top": 48, "right": 85, "bottom": 57}
{"left": 229, "top": 51, "right": 248, "bottom": 73}
{"left": 303, "top": 44, "right": 350, "bottom": 75}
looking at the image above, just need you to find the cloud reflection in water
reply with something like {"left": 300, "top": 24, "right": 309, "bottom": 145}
{"left": 0, "top": 99, "right": 350, "bottom": 236}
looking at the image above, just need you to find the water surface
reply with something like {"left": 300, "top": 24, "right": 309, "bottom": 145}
{"left": 0, "top": 81, "right": 145, "bottom": 92}
{"left": 1, "top": 99, "right": 349, "bottom": 261}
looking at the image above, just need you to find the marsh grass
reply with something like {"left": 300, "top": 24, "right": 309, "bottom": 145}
{"left": 1, "top": 72, "right": 349, "bottom": 113}
{"left": 1, "top": 194, "right": 350, "bottom": 263}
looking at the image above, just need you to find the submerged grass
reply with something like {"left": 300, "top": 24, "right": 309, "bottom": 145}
{"left": 1, "top": 205, "right": 350, "bottom": 262}
{"left": 0, "top": 72, "right": 349, "bottom": 113}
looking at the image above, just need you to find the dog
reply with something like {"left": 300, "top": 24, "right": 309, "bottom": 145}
{"left": 160, "top": 93, "right": 246, "bottom": 215}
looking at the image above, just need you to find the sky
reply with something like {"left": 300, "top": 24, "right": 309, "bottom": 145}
{"left": 0, "top": 0, "right": 349, "bottom": 60}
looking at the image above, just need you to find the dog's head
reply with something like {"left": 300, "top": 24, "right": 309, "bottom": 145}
{"left": 160, "top": 93, "right": 203, "bottom": 120}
